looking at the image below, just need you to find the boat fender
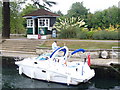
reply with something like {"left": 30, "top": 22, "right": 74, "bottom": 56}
{"left": 47, "top": 73, "right": 50, "bottom": 82}
{"left": 31, "top": 70, "right": 34, "bottom": 79}
{"left": 19, "top": 66, "right": 22, "bottom": 75}
{"left": 101, "top": 50, "right": 109, "bottom": 59}
{"left": 67, "top": 76, "right": 71, "bottom": 85}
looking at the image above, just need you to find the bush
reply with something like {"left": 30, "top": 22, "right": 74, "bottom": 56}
{"left": 59, "top": 26, "right": 89, "bottom": 39}
{"left": 108, "top": 31, "right": 119, "bottom": 40}
{"left": 58, "top": 26, "right": 119, "bottom": 40}
{"left": 92, "top": 30, "right": 119, "bottom": 40}
{"left": 87, "top": 31, "right": 95, "bottom": 39}
{"left": 76, "top": 31, "right": 88, "bottom": 39}
{"left": 58, "top": 26, "right": 77, "bottom": 38}
{"left": 92, "top": 31, "right": 105, "bottom": 40}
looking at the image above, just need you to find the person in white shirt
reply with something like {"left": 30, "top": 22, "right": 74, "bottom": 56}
{"left": 52, "top": 41, "right": 59, "bottom": 50}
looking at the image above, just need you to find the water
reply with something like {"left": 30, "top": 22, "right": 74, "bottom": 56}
{"left": 1, "top": 57, "right": 120, "bottom": 90}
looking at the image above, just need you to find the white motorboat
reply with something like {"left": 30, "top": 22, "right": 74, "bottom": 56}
{"left": 15, "top": 46, "right": 95, "bottom": 85}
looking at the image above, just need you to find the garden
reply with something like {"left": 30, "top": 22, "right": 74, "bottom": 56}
{"left": 0, "top": 1, "right": 119, "bottom": 40}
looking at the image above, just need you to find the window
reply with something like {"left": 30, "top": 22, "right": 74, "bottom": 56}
{"left": 27, "top": 19, "right": 33, "bottom": 27}
{"left": 46, "top": 19, "right": 48, "bottom": 26}
{"left": 38, "top": 18, "right": 49, "bottom": 27}
{"left": 39, "top": 19, "right": 45, "bottom": 26}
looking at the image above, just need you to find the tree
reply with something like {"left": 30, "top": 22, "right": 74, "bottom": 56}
{"left": 106, "top": 6, "right": 120, "bottom": 27}
{"left": 88, "top": 5, "right": 120, "bottom": 29}
{"left": 2, "top": 0, "right": 56, "bottom": 39}
{"left": 32, "top": 0, "right": 56, "bottom": 10}
{"left": 21, "top": 4, "right": 38, "bottom": 16}
{"left": 67, "top": 2, "right": 89, "bottom": 18}
{"left": 0, "top": 1, "right": 2, "bottom": 33}
{"left": 21, "top": 4, "right": 38, "bottom": 30}
{"left": 55, "top": 10, "right": 63, "bottom": 16}
{"left": 86, "top": 13, "right": 94, "bottom": 30}
{"left": 10, "top": 2, "right": 26, "bottom": 34}
{"left": 2, "top": 0, "right": 10, "bottom": 39}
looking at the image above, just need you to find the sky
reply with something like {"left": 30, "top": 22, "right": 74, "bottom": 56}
{"left": 48, "top": 0, "right": 119, "bottom": 14}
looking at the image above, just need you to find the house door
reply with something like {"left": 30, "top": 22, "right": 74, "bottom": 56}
{"left": 38, "top": 18, "right": 50, "bottom": 35}
{"left": 35, "top": 19, "right": 38, "bottom": 34}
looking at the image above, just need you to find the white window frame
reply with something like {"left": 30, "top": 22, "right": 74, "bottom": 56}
{"left": 27, "top": 19, "right": 34, "bottom": 28}
{"left": 38, "top": 18, "right": 49, "bottom": 27}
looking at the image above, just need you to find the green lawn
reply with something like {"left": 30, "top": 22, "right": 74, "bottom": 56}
{"left": 40, "top": 40, "right": 119, "bottom": 49}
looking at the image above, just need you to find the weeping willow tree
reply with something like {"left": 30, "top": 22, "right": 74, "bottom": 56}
{"left": 31, "top": 0, "right": 56, "bottom": 10}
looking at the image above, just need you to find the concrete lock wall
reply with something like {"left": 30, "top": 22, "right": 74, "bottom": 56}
{"left": 36, "top": 48, "right": 120, "bottom": 59}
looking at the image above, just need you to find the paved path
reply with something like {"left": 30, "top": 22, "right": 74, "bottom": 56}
{"left": 4, "top": 38, "right": 119, "bottom": 43}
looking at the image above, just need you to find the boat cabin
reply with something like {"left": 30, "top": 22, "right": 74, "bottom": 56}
{"left": 23, "top": 9, "right": 59, "bottom": 39}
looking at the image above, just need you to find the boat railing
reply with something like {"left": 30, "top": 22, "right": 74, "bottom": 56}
{"left": 112, "top": 46, "right": 120, "bottom": 60}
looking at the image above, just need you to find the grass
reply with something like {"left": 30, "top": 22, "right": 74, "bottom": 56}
{"left": 40, "top": 40, "right": 119, "bottom": 50}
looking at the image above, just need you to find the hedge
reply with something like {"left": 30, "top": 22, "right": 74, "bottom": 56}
{"left": 59, "top": 28, "right": 119, "bottom": 40}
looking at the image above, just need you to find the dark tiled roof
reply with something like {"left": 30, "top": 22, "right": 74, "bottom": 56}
{"left": 23, "top": 9, "right": 59, "bottom": 17}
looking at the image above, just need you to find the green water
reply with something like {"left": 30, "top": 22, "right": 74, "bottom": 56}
{"left": 1, "top": 57, "right": 120, "bottom": 89}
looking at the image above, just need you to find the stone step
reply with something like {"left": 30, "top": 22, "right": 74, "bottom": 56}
{"left": 0, "top": 39, "right": 44, "bottom": 52}
{"left": 2, "top": 42, "right": 41, "bottom": 44}
{"left": 2, "top": 48, "right": 35, "bottom": 52}
{"left": 1, "top": 48, "right": 36, "bottom": 52}
{"left": 2, "top": 45, "right": 39, "bottom": 48}
{"left": 2, "top": 44, "right": 39, "bottom": 48}
{"left": 2, "top": 46, "right": 38, "bottom": 50}
{"left": 2, "top": 40, "right": 41, "bottom": 43}
{"left": 1, "top": 46, "right": 36, "bottom": 50}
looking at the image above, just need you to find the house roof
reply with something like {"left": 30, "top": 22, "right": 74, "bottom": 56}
{"left": 23, "top": 9, "right": 60, "bottom": 18}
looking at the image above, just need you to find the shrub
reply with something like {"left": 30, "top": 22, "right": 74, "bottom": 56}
{"left": 76, "top": 31, "right": 88, "bottom": 39}
{"left": 92, "top": 30, "right": 119, "bottom": 40}
{"left": 87, "top": 31, "right": 95, "bottom": 39}
{"left": 108, "top": 31, "right": 119, "bottom": 40}
{"left": 58, "top": 26, "right": 77, "bottom": 38}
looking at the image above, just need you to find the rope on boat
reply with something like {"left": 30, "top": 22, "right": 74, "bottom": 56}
{"left": 110, "top": 65, "right": 120, "bottom": 75}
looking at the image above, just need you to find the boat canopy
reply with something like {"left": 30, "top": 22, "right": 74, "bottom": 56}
{"left": 50, "top": 46, "right": 68, "bottom": 59}
{"left": 71, "top": 49, "right": 85, "bottom": 55}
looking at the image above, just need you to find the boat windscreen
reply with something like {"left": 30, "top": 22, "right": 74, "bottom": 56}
{"left": 36, "top": 53, "right": 51, "bottom": 60}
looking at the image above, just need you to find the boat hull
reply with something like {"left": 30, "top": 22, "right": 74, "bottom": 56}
{"left": 15, "top": 46, "right": 95, "bottom": 85}
{"left": 16, "top": 63, "right": 95, "bottom": 85}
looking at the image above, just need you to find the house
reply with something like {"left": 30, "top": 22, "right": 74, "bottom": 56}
{"left": 23, "top": 9, "right": 59, "bottom": 39}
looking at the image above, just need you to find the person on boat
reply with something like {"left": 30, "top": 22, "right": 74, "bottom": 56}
{"left": 52, "top": 41, "right": 59, "bottom": 50}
